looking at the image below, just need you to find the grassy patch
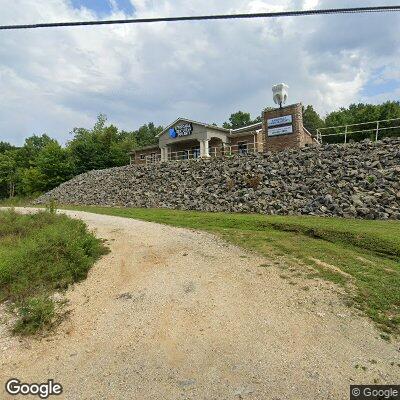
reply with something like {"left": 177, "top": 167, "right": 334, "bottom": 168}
{"left": 0, "top": 209, "right": 108, "bottom": 335}
{"left": 0, "top": 196, "right": 37, "bottom": 207}
{"left": 62, "top": 205, "right": 400, "bottom": 334}
{"left": 12, "top": 296, "right": 56, "bottom": 336}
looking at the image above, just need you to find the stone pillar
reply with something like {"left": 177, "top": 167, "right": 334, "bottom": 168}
{"left": 161, "top": 147, "right": 168, "bottom": 162}
{"left": 199, "top": 141, "right": 204, "bottom": 157}
{"left": 201, "top": 139, "right": 210, "bottom": 158}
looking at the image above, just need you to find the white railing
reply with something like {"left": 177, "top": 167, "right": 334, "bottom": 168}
{"left": 316, "top": 118, "right": 400, "bottom": 144}
{"left": 145, "top": 154, "right": 161, "bottom": 164}
{"left": 168, "top": 149, "right": 201, "bottom": 161}
{"left": 144, "top": 142, "right": 263, "bottom": 164}
{"left": 209, "top": 142, "right": 262, "bottom": 157}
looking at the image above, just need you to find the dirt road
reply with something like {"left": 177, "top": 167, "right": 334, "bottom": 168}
{"left": 0, "top": 209, "right": 399, "bottom": 399}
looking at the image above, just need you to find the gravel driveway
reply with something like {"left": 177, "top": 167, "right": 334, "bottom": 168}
{"left": 0, "top": 209, "right": 399, "bottom": 399}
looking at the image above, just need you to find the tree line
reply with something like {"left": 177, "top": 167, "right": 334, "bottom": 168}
{"left": 0, "top": 115, "right": 162, "bottom": 199}
{"left": 1, "top": 101, "right": 399, "bottom": 199}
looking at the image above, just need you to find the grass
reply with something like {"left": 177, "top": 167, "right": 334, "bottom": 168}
{"left": 62, "top": 205, "right": 400, "bottom": 334}
{"left": 0, "top": 208, "right": 108, "bottom": 335}
{"left": 0, "top": 195, "right": 38, "bottom": 207}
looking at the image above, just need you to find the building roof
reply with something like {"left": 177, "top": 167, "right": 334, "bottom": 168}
{"left": 157, "top": 118, "right": 230, "bottom": 138}
{"left": 230, "top": 121, "right": 263, "bottom": 134}
{"left": 129, "top": 144, "right": 159, "bottom": 154}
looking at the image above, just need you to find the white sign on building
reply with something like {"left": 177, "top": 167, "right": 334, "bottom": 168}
{"left": 268, "top": 125, "right": 293, "bottom": 136}
{"left": 267, "top": 115, "right": 292, "bottom": 127}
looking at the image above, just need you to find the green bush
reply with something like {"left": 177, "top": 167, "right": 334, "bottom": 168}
{"left": 0, "top": 209, "right": 108, "bottom": 334}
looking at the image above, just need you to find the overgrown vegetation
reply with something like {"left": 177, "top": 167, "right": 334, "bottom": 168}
{"left": 0, "top": 209, "right": 108, "bottom": 335}
{"left": 65, "top": 206, "right": 400, "bottom": 335}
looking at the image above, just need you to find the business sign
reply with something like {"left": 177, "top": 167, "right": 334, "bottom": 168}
{"left": 267, "top": 115, "right": 292, "bottom": 127}
{"left": 169, "top": 123, "right": 193, "bottom": 139}
{"left": 268, "top": 125, "right": 293, "bottom": 136}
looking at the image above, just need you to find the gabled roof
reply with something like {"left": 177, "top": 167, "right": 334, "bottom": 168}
{"left": 157, "top": 118, "right": 230, "bottom": 138}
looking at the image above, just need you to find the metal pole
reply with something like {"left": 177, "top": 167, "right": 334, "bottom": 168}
{"left": 375, "top": 121, "right": 380, "bottom": 141}
{"left": 344, "top": 125, "right": 348, "bottom": 143}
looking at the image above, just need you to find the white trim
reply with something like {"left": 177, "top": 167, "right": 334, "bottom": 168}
{"left": 157, "top": 118, "right": 229, "bottom": 138}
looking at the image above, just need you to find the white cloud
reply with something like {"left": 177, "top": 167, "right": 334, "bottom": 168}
{"left": 0, "top": 0, "right": 399, "bottom": 145}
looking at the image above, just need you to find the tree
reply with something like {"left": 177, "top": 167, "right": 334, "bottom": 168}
{"left": 35, "top": 142, "right": 73, "bottom": 190}
{"left": 18, "top": 134, "right": 57, "bottom": 168}
{"left": 0, "top": 142, "right": 16, "bottom": 154}
{"left": 0, "top": 151, "right": 18, "bottom": 198}
{"left": 223, "top": 111, "right": 261, "bottom": 129}
{"left": 134, "top": 123, "right": 163, "bottom": 147}
{"left": 302, "top": 105, "right": 324, "bottom": 135}
{"left": 19, "top": 167, "right": 47, "bottom": 195}
{"left": 324, "top": 101, "right": 400, "bottom": 143}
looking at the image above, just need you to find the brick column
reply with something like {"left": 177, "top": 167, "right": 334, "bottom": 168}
{"left": 263, "top": 103, "right": 307, "bottom": 152}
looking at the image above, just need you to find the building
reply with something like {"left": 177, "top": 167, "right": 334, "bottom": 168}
{"left": 130, "top": 103, "right": 317, "bottom": 165}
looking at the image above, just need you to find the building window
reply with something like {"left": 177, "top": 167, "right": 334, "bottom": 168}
{"left": 238, "top": 141, "right": 248, "bottom": 155}
{"left": 140, "top": 154, "right": 145, "bottom": 160}
{"left": 150, "top": 152, "right": 156, "bottom": 161}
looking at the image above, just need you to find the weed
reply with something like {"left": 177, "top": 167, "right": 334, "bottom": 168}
{"left": 245, "top": 175, "right": 263, "bottom": 189}
{"left": 13, "top": 296, "right": 55, "bottom": 335}
{"left": 45, "top": 198, "right": 58, "bottom": 214}
{"left": 380, "top": 333, "right": 391, "bottom": 342}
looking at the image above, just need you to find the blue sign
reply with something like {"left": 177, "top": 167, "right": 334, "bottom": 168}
{"left": 169, "top": 128, "right": 177, "bottom": 138}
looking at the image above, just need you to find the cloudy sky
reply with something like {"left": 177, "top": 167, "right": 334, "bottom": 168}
{"left": 0, "top": 0, "right": 399, "bottom": 145}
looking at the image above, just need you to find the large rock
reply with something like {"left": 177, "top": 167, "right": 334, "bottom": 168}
{"left": 36, "top": 138, "right": 400, "bottom": 220}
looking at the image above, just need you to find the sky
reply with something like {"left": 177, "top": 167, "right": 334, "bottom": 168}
{"left": 0, "top": 0, "right": 399, "bottom": 145}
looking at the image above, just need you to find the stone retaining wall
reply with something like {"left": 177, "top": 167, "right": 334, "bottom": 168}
{"left": 36, "top": 139, "right": 400, "bottom": 219}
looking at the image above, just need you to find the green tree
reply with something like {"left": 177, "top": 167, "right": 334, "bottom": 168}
{"left": 19, "top": 167, "right": 47, "bottom": 195}
{"left": 18, "top": 134, "right": 56, "bottom": 168}
{"left": 0, "top": 151, "right": 18, "bottom": 198}
{"left": 0, "top": 142, "right": 16, "bottom": 154}
{"left": 324, "top": 101, "right": 400, "bottom": 143}
{"left": 35, "top": 142, "right": 73, "bottom": 190}
{"left": 302, "top": 105, "right": 324, "bottom": 135}
{"left": 223, "top": 111, "right": 262, "bottom": 129}
{"left": 134, "top": 123, "right": 163, "bottom": 147}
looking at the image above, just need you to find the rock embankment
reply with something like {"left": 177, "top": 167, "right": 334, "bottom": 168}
{"left": 36, "top": 138, "right": 400, "bottom": 219}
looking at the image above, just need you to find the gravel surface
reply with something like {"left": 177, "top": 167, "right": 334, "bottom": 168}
{"left": 0, "top": 209, "right": 399, "bottom": 399}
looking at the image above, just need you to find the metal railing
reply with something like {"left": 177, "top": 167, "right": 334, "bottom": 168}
{"left": 316, "top": 117, "right": 400, "bottom": 144}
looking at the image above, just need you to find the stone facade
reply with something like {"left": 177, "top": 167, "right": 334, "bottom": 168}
{"left": 37, "top": 138, "right": 400, "bottom": 220}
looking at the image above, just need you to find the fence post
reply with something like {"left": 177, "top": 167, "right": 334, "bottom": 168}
{"left": 344, "top": 125, "right": 348, "bottom": 143}
{"left": 375, "top": 121, "right": 380, "bottom": 142}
